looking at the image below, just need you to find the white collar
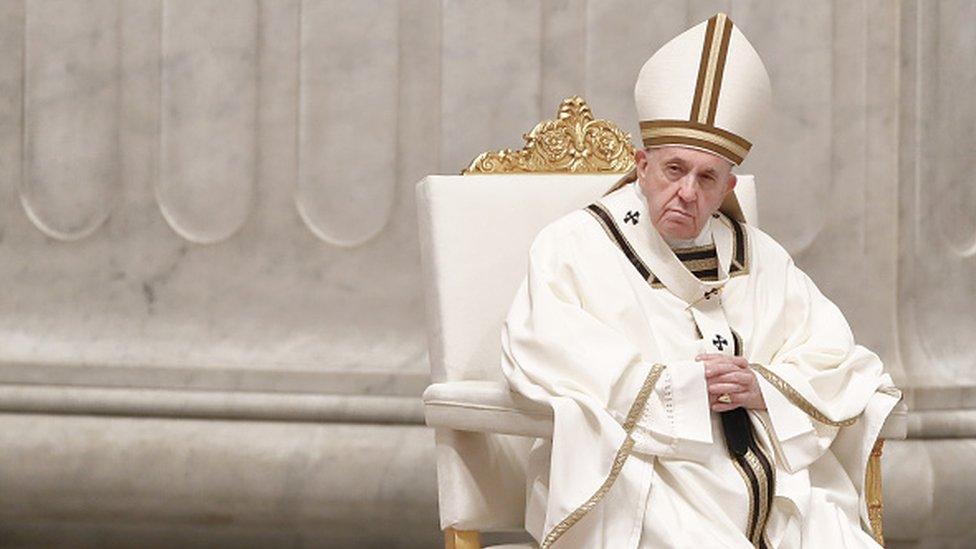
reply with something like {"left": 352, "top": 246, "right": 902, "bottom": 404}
{"left": 595, "top": 183, "right": 733, "bottom": 307}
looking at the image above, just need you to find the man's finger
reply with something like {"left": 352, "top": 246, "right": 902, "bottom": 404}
{"left": 697, "top": 355, "right": 749, "bottom": 372}
{"left": 697, "top": 353, "right": 748, "bottom": 365}
{"left": 707, "top": 383, "right": 747, "bottom": 394}
{"left": 701, "top": 361, "right": 742, "bottom": 378}
{"left": 710, "top": 371, "right": 754, "bottom": 386}
{"left": 711, "top": 402, "right": 740, "bottom": 412}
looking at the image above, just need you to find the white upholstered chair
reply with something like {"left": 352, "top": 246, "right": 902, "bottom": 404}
{"left": 416, "top": 97, "right": 906, "bottom": 549}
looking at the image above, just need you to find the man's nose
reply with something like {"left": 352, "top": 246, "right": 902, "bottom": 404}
{"left": 677, "top": 177, "right": 697, "bottom": 202}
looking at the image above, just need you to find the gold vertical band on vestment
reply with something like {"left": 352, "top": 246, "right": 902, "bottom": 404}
{"left": 728, "top": 455, "right": 757, "bottom": 541}
{"left": 747, "top": 445, "right": 775, "bottom": 547}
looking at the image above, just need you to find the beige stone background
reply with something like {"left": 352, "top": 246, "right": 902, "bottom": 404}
{"left": 0, "top": 0, "right": 972, "bottom": 547}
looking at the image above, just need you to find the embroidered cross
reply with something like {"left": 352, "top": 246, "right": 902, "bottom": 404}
{"left": 703, "top": 288, "right": 720, "bottom": 301}
{"left": 624, "top": 210, "right": 640, "bottom": 225}
{"left": 712, "top": 335, "right": 729, "bottom": 351}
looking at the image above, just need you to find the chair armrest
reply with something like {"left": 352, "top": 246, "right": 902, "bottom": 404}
{"left": 879, "top": 397, "right": 908, "bottom": 440}
{"left": 424, "top": 383, "right": 909, "bottom": 441}
{"left": 423, "top": 381, "right": 554, "bottom": 438}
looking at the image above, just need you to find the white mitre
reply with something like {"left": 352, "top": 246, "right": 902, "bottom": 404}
{"left": 634, "top": 12, "right": 772, "bottom": 222}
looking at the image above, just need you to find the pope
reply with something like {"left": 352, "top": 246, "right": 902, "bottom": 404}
{"left": 502, "top": 13, "right": 900, "bottom": 549}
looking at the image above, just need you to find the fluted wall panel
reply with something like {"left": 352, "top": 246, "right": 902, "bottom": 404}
{"left": 22, "top": 0, "right": 121, "bottom": 241}
{"left": 297, "top": 0, "right": 398, "bottom": 247}
{"left": 900, "top": 0, "right": 976, "bottom": 387}
{"left": 157, "top": 0, "right": 257, "bottom": 244}
{"left": 440, "top": 0, "right": 542, "bottom": 173}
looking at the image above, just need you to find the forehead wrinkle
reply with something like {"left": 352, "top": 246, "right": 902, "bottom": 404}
{"left": 660, "top": 155, "right": 687, "bottom": 166}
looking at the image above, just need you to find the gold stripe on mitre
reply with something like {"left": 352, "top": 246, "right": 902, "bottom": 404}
{"left": 691, "top": 13, "right": 734, "bottom": 125}
{"left": 640, "top": 120, "right": 752, "bottom": 165}
{"left": 645, "top": 13, "right": 749, "bottom": 165}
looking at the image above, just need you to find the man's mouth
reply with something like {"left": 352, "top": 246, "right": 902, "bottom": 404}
{"left": 666, "top": 209, "right": 693, "bottom": 220}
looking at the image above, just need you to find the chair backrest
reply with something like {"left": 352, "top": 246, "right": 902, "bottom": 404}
{"left": 417, "top": 174, "right": 758, "bottom": 385}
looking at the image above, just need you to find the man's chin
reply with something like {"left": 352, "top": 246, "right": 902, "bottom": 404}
{"left": 658, "top": 219, "right": 698, "bottom": 240}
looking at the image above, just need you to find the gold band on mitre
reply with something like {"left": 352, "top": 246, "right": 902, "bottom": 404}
{"left": 639, "top": 120, "right": 752, "bottom": 165}
{"left": 691, "top": 13, "right": 734, "bottom": 127}
{"left": 634, "top": 12, "right": 769, "bottom": 167}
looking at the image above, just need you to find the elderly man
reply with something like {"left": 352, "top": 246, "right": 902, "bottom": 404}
{"left": 501, "top": 13, "right": 900, "bottom": 549}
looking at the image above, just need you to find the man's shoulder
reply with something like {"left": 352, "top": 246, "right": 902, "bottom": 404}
{"left": 731, "top": 219, "right": 795, "bottom": 270}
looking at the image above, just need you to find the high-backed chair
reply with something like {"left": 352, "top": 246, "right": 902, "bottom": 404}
{"left": 417, "top": 97, "right": 906, "bottom": 549}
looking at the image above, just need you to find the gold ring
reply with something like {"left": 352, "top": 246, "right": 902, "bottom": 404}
{"left": 717, "top": 393, "right": 732, "bottom": 404}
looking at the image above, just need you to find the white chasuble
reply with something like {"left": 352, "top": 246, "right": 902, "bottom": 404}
{"left": 501, "top": 182, "right": 900, "bottom": 548}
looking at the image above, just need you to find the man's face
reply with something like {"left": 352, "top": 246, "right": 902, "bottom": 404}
{"left": 635, "top": 146, "right": 737, "bottom": 240}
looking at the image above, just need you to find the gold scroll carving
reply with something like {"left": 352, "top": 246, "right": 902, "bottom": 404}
{"left": 462, "top": 96, "right": 636, "bottom": 175}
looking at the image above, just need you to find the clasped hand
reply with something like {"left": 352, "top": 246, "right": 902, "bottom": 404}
{"left": 696, "top": 353, "right": 767, "bottom": 412}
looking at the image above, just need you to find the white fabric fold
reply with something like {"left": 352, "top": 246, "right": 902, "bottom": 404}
{"left": 755, "top": 373, "right": 818, "bottom": 472}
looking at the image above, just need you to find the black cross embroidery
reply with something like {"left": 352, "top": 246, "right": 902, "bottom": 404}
{"left": 712, "top": 335, "right": 729, "bottom": 351}
{"left": 624, "top": 210, "right": 640, "bottom": 225}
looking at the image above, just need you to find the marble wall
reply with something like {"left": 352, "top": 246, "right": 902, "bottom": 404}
{"left": 0, "top": 0, "right": 972, "bottom": 546}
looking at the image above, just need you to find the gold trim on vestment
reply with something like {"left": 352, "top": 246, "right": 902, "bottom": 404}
{"left": 681, "top": 257, "right": 719, "bottom": 273}
{"left": 585, "top": 196, "right": 749, "bottom": 291}
{"left": 719, "top": 213, "right": 750, "bottom": 278}
{"left": 726, "top": 328, "right": 774, "bottom": 547}
{"left": 750, "top": 363, "right": 858, "bottom": 427}
{"left": 583, "top": 204, "right": 654, "bottom": 282}
{"left": 746, "top": 446, "right": 774, "bottom": 547}
{"left": 672, "top": 242, "right": 718, "bottom": 254}
{"left": 728, "top": 453, "right": 757, "bottom": 542}
{"left": 540, "top": 364, "right": 667, "bottom": 549}
{"left": 753, "top": 412, "right": 786, "bottom": 507}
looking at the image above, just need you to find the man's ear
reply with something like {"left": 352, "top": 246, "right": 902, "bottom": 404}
{"left": 635, "top": 148, "right": 648, "bottom": 168}
{"left": 634, "top": 149, "right": 649, "bottom": 181}
{"left": 726, "top": 173, "right": 737, "bottom": 193}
